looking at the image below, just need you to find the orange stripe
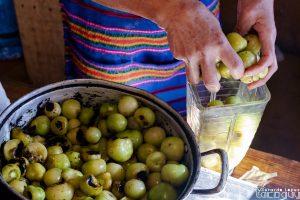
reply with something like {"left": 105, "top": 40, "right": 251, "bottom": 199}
{"left": 212, "top": 1, "right": 220, "bottom": 16}
{"left": 69, "top": 23, "right": 168, "bottom": 46}
{"left": 73, "top": 55, "right": 184, "bottom": 82}
{"left": 70, "top": 22, "right": 167, "bottom": 42}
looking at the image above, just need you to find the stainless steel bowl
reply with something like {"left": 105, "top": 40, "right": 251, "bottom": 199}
{"left": 0, "top": 79, "right": 228, "bottom": 199}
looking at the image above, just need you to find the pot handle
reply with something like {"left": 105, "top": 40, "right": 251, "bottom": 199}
{"left": 192, "top": 148, "right": 229, "bottom": 194}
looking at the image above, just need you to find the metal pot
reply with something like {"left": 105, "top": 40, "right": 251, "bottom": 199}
{"left": 0, "top": 79, "right": 228, "bottom": 199}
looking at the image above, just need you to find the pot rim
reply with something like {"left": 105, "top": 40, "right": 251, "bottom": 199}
{"left": 0, "top": 79, "right": 200, "bottom": 200}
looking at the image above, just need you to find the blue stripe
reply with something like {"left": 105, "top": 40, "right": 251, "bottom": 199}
{"left": 69, "top": 35, "right": 174, "bottom": 63}
{"left": 62, "top": 0, "right": 163, "bottom": 30}
{"left": 156, "top": 87, "right": 186, "bottom": 102}
{"left": 67, "top": 12, "right": 167, "bottom": 37}
{"left": 168, "top": 100, "right": 187, "bottom": 111}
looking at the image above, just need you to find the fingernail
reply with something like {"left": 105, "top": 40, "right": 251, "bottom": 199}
{"left": 232, "top": 70, "right": 244, "bottom": 80}
{"left": 244, "top": 72, "right": 251, "bottom": 76}
{"left": 232, "top": 73, "right": 243, "bottom": 80}
{"left": 245, "top": 71, "right": 256, "bottom": 76}
{"left": 205, "top": 83, "right": 220, "bottom": 92}
{"left": 247, "top": 84, "right": 256, "bottom": 90}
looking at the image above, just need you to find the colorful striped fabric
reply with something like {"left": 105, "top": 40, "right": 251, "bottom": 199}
{"left": 60, "top": 0, "right": 220, "bottom": 116}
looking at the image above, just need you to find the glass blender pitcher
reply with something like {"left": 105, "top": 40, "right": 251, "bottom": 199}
{"left": 187, "top": 80, "right": 270, "bottom": 171}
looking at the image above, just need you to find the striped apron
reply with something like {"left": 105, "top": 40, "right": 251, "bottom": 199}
{"left": 60, "top": 0, "right": 220, "bottom": 116}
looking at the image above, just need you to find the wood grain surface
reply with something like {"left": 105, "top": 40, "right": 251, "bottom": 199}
{"left": 13, "top": 0, "right": 65, "bottom": 86}
{"left": 232, "top": 148, "right": 300, "bottom": 189}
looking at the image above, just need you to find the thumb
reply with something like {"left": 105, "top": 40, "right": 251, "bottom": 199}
{"left": 235, "top": 17, "right": 253, "bottom": 36}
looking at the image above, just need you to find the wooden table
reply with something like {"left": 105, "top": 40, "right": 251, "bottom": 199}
{"left": 233, "top": 148, "right": 300, "bottom": 189}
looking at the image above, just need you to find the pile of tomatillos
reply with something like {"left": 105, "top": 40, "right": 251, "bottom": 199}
{"left": 0, "top": 96, "right": 188, "bottom": 200}
{"left": 218, "top": 32, "right": 267, "bottom": 84}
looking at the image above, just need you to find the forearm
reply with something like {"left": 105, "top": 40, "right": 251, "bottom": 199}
{"left": 92, "top": 0, "right": 243, "bottom": 90}
{"left": 92, "top": 0, "right": 200, "bottom": 27}
{"left": 238, "top": 0, "right": 274, "bottom": 6}
{"left": 237, "top": 0, "right": 274, "bottom": 18}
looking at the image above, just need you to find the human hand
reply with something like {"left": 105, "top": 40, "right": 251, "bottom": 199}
{"left": 236, "top": 0, "right": 277, "bottom": 89}
{"left": 155, "top": 0, "right": 244, "bottom": 92}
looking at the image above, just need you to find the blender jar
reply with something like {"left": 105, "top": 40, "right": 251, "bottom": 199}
{"left": 187, "top": 80, "right": 270, "bottom": 171}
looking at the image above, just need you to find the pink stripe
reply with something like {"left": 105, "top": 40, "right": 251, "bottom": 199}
{"left": 208, "top": 0, "right": 219, "bottom": 9}
{"left": 72, "top": 49, "right": 182, "bottom": 71}
{"left": 67, "top": 0, "right": 141, "bottom": 19}
{"left": 131, "top": 71, "right": 186, "bottom": 87}
{"left": 62, "top": 7, "right": 165, "bottom": 34}
{"left": 72, "top": 37, "right": 170, "bottom": 55}
{"left": 178, "top": 110, "right": 187, "bottom": 115}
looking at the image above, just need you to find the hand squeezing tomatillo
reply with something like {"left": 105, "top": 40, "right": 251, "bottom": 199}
{"left": 157, "top": 1, "right": 245, "bottom": 92}
{"left": 93, "top": 0, "right": 244, "bottom": 92}
{"left": 236, "top": 0, "right": 277, "bottom": 89}
{"left": 94, "top": 0, "right": 277, "bottom": 91}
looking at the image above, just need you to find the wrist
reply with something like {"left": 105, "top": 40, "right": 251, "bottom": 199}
{"left": 238, "top": 0, "right": 274, "bottom": 11}
{"left": 147, "top": 0, "right": 201, "bottom": 29}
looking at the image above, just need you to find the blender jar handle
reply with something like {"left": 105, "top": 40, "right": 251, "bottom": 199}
{"left": 192, "top": 149, "right": 229, "bottom": 194}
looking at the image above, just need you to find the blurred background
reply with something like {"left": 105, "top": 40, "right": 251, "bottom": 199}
{"left": 0, "top": 0, "right": 299, "bottom": 161}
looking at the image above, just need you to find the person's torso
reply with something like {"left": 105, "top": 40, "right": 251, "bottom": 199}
{"left": 60, "top": 0, "right": 220, "bottom": 115}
